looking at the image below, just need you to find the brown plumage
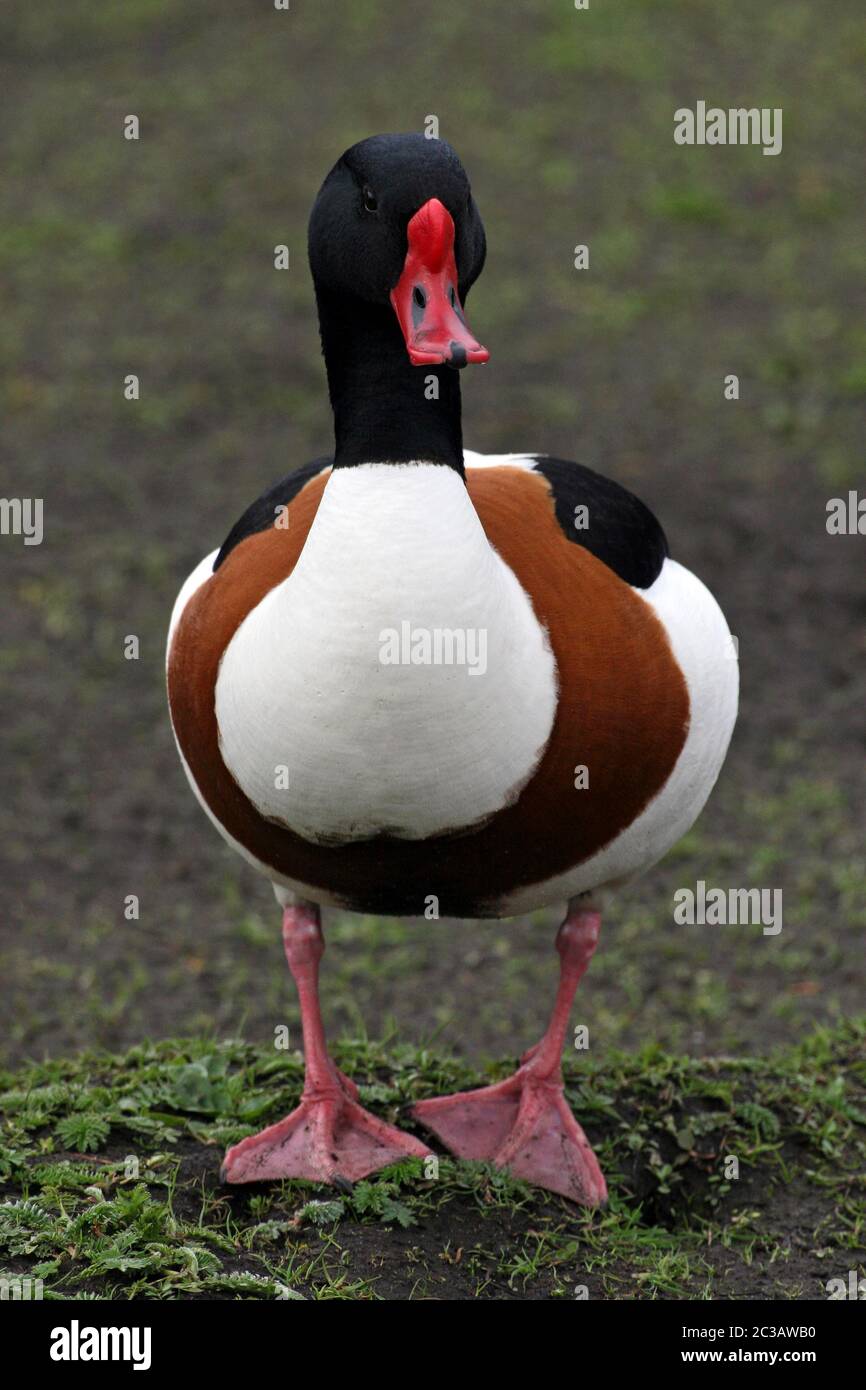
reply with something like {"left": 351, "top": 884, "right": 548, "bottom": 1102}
{"left": 167, "top": 464, "right": 689, "bottom": 917}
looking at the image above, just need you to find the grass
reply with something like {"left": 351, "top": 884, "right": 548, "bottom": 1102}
{"left": 1, "top": 1021, "right": 864, "bottom": 1300}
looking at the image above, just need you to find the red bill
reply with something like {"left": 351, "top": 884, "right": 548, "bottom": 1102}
{"left": 390, "top": 198, "right": 489, "bottom": 369}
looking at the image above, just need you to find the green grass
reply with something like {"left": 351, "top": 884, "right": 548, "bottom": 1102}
{"left": 1, "top": 1022, "right": 864, "bottom": 1299}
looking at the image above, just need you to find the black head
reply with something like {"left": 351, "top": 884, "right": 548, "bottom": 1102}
{"left": 308, "top": 133, "right": 488, "bottom": 369}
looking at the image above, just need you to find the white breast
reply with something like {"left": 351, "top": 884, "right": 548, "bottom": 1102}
{"left": 214, "top": 463, "right": 558, "bottom": 844}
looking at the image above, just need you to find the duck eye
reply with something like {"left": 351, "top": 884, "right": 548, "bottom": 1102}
{"left": 362, "top": 185, "right": 378, "bottom": 213}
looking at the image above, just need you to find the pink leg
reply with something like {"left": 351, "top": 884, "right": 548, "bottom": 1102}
{"left": 222, "top": 903, "right": 430, "bottom": 1185}
{"left": 412, "top": 900, "right": 607, "bottom": 1206}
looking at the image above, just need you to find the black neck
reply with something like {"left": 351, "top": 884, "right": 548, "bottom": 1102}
{"left": 315, "top": 287, "right": 465, "bottom": 473}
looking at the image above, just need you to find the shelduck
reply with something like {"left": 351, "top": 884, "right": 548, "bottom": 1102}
{"left": 167, "top": 134, "right": 738, "bottom": 1205}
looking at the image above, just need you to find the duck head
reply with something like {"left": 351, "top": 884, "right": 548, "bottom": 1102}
{"left": 309, "top": 133, "right": 488, "bottom": 372}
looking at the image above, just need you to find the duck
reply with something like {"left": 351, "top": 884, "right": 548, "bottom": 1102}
{"left": 166, "top": 133, "right": 738, "bottom": 1205}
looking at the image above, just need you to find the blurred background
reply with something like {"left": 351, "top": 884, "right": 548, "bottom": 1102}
{"left": 1, "top": 0, "right": 863, "bottom": 1070}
